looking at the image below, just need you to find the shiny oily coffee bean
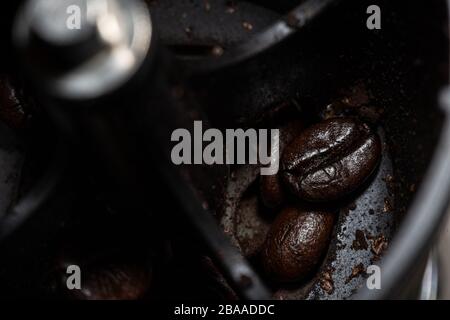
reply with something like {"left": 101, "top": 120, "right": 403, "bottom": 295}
{"left": 262, "top": 207, "right": 335, "bottom": 283}
{"left": 260, "top": 174, "right": 285, "bottom": 209}
{"left": 260, "top": 120, "right": 304, "bottom": 209}
{"left": 281, "top": 118, "right": 381, "bottom": 202}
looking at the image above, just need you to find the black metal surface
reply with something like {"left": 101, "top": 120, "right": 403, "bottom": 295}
{"left": 0, "top": 142, "right": 67, "bottom": 241}
{"left": 188, "top": 0, "right": 340, "bottom": 73}
{"left": 148, "top": 0, "right": 340, "bottom": 72}
{"left": 149, "top": 0, "right": 280, "bottom": 49}
{"left": 0, "top": 122, "right": 25, "bottom": 223}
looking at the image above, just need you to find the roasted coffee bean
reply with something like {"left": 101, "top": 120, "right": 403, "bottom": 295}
{"left": 260, "top": 174, "right": 285, "bottom": 209}
{"left": 260, "top": 120, "right": 304, "bottom": 209}
{"left": 281, "top": 118, "right": 381, "bottom": 202}
{"left": 262, "top": 207, "right": 335, "bottom": 283}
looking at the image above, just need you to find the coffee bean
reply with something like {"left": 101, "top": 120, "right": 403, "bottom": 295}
{"left": 262, "top": 207, "right": 335, "bottom": 283}
{"left": 281, "top": 118, "right": 381, "bottom": 202}
{"left": 260, "top": 120, "right": 304, "bottom": 209}
{"left": 260, "top": 174, "right": 285, "bottom": 209}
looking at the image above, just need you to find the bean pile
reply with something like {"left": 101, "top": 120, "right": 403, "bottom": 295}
{"left": 259, "top": 117, "right": 381, "bottom": 283}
